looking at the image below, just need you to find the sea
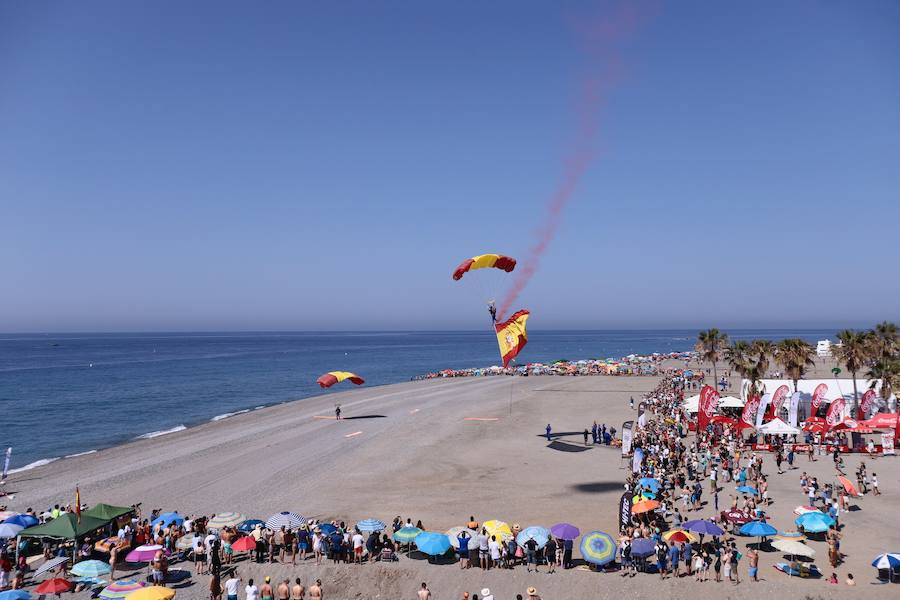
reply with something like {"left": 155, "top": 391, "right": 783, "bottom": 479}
{"left": 0, "top": 329, "right": 836, "bottom": 472}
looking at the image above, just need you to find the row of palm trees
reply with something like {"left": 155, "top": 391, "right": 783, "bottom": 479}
{"left": 694, "top": 322, "right": 899, "bottom": 410}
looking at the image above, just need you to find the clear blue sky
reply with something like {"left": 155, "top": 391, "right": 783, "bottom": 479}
{"left": 1, "top": 1, "right": 898, "bottom": 332}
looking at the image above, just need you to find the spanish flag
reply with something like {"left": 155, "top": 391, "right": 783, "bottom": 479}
{"left": 75, "top": 486, "right": 81, "bottom": 522}
{"left": 495, "top": 309, "right": 529, "bottom": 367}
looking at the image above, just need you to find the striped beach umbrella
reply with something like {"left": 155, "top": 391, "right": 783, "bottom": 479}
{"left": 580, "top": 531, "right": 616, "bottom": 566}
{"left": 175, "top": 533, "right": 197, "bottom": 551}
{"left": 515, "top": 526, "right": 550, "bottom": 548}
{"left": 34, "top": 556, "right": 69, "bottom": 578}
{"left": 207, "top": 512, "right": 247, "bottom": 530}
{"left": 445, "top": 527, "right": 478, "bottom": 550}
{"left": 70, "top": 560, "right": 111, "bottom": 578}
{"left": 393, "top": 526, "right": 423, "bottom": 543}
{"left": 99, "top": 580, "right": 146, "bottom": 600}
{"left": 265, "top": 512, "right": 304, "bottom": 531}
{"left": 872, "top": 553, "right": 900, "bottom": 569}
{"left": 356, "top": 519, "right": 386, "bottom": 533}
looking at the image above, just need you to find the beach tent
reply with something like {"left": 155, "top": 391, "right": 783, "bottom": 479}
{"left": 18, "top": 514, "right": 109, "bottom": 540}
{"left": 82, "top": 504, "right": 133, "bottom": 522}
{"left": 682, "top": 395, "right": 701, "bottom": 413}
{"left": 757, "top": 418, "right": 801, "bottom": 436}
{"left": 718, "top": 396, "right": 744, "bottom": 408}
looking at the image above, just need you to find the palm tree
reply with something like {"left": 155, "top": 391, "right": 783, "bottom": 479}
{"left": 867, "top": 357, "right": 900, "bottom": 412}
{"left": 833, "top": 329, "right": 874, "bottom": 411}
{"left": 726, "top": 340, "right": 751, "bottom": 379}
{"left": 871, "top": 321, "right": 899, "bottom": 358}
{"left": 774, "top": 338, "right": 816, "bottom": 392}
{"left": 746, "top": 340, "right": 775, "bottom": 396}
{"left": 696, "top": 328, "right": 729, "bottom": 389}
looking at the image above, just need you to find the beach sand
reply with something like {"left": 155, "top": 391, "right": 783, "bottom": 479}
{"left": 6, "top": 363, "right": 900, "bottom": 599}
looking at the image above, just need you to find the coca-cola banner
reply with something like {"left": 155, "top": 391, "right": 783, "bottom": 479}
{"left": 771, "top": 385, "right": 790, "bottom": 413}
{"left": 826, "top": 398, "right": 846, "bottom": 427}
{"left": 756, "top": 393, "right": 771, "bottom": 427}
{"left": 811, "top": 383, "right": 828, "bottom": 415}
{"left": 859, "top": 389, "right": 876, "bottom": 420}
{"left": 697, "top": 385, "right": 719, "bottom": 432}
{"left": 742, "top": 395, "right": 760, "bottom": 428}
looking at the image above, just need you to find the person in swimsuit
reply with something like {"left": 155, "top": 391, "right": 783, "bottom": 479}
{"left": 260, "top": 576, "right": 274, "bottom": 600}
{"left": 308, "top": 579, "right": 323, "bottom": 600}
{"left": 291, "top": 578, "right": 305, "bottom": 600}
{"left": 276, "top": 579, "right": 290, "bottom": 600}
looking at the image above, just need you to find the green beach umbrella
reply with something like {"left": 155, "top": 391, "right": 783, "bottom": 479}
{"left": 393, "top": 526, "right": 423, "bottom": 543}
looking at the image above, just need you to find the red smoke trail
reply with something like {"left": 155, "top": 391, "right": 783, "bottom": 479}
{"left": 497, "top": 3, "right": 656, "bottom": 320}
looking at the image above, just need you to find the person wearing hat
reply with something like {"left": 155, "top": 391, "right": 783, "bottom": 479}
{"left": 481, "top": 588, "right": 493, "bottom": 600}
{"left": 527, "top": 587, "right": 541, "bottom": 600}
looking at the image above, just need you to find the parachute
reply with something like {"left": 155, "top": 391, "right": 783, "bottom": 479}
{"left": 317, "top": 371, "right": 365, "bottom": 388}
{"left": 452, "top": 254, "right": 516, "bottom": 281}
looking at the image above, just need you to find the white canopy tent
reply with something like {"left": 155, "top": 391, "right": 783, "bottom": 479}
{"left": 757, "top": 418, "right": 801, "bottom": 436}
{"left": 683, "top": 394, "right": 744, "bottom": 413}
{"left": 718, "top": 396, "right": 744, "bottom": 408}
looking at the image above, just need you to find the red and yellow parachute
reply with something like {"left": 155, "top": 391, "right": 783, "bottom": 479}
{"left": 317, "top": 371, "right": 365, "bottom": 389}
{"left": 452, "top": 254, "right": 516, "bottom": 281}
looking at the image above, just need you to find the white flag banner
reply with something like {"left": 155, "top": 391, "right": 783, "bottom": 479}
{"left": 756, "top": 393, "right": 771, "bottom": 428}
{"left": 621, "top": 421, "right": 633, "bottom": 457}
{"left": 788, "top": 392, "right": 801, "bottom": 427}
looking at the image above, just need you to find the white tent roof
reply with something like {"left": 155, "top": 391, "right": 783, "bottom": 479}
{"left": 757, "top": 418, "right": 801, "bottom": 435}
{"left": 683, "top": 394, "right": 743, "bottom": 412}
{"left": 718, "top": 396, "right": 744, "bottom": 408}
{"left": 682, "top": 394, "right": 700, "bottom": 413}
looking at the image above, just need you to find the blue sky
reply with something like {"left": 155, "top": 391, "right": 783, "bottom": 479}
{"left": 1, "top": 1, "right": 898, "bottom": 332}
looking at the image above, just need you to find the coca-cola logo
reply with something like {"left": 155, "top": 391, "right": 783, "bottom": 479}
{"left": 772, "top": 385, "right": 789, "bottom": 411}
{"left": 742, "top": 396, "right": 760, "bottom": 425}
{"left": 826, "top": 398, "right": 845, "bottom": 426}
{"left": 811, "top": 384, "right": 828, "bottom": 410}
{"left": 700, "top": 385, "right": 719, "bottom": 417}
{"left": 861, "top": 390, "right": 876, "bottom": 413}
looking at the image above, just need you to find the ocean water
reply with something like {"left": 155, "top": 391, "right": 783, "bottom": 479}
{"left": 0, "top": 329, "right": 835, "bottom": 471}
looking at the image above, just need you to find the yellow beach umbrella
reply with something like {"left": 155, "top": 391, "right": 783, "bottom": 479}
{"left": 663, "top": 528, "right": 699, "bottom": 543}
{"left": 482, "top": 520, "right": 513, "bottom": 541}
{"left": 126, "top": 587, "right": 176, "bottom": 600}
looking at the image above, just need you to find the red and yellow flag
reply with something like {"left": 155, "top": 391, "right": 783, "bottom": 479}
{"left": 75, "top": 486, "right": 81, "bottom": 522}
{"left": 495, "top": 309, "right": 529, "bottom": 367}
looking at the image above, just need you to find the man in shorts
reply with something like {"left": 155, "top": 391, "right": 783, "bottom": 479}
{"left": 224, "top": 571, "right": 241, "bottom": 600}
{"left": 351, "top": 529, "right": 365, "bottom": 564}
{"left": 748, "top": 548, "right": 758, "bottom": 581}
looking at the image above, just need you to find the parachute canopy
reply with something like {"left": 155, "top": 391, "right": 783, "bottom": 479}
{"left": 317, "top": 371, "right": 365, "bottom": 389}
{"left": 452, "top": 254, "right": 516, "bottom": 281}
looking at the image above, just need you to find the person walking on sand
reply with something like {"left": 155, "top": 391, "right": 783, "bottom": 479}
{"left": 417, "top": 582, "right": 431, "bottom": 600}
{"left": 583, "top": 429, "right": 590, "bottom": 446}
{"left": 291, "top": 579, "right": 304, "bottom": 600}
{"left": 748, "top": 548, "right": 758, "bottom": 582}
{"left": 335, "top": 405, "right": 341, "bottom": 420}
{"left": 545, "top": 424, "right": 552, "bottom": 441}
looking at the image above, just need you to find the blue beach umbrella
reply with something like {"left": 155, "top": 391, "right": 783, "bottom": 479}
{"left": 316, "top": 523, "right": 338, "bottom": 535}
{"left": 356, "top": 519, "right": 386, "bottom": 533}
{"left": 70, "top": 560, "right": 112, "bottom": 578}
{"left": 150, "top": 512, "right": 183, "bottom": 529}
{"left": 794, "top": 512, "right": 835, "bottom": 534}
{"left": 630, "top": 538, "right": 656, "bottom": 559}
{"left": 682, "top": 520, "right": 724, "bottom": 536}
{"left": 393, "top": 526, "right": 423, "bottom": 543}
{"left": 580, "top": 531, "right": 616, "bottom": 566}
{"left": 872, "top": 553, "right": 900, "bottom": 569}
{"left": 0, "top": 523, "right": 23, "bottom": 539}
{"left": 515, "top": 526, "right": 550, "bottom": 548}
{"left": 414, "top": 531, "right": 451, "bottom": 556}
{"left": 3, "top": 514, "right": 38, "bottom": 529}
{"left": 638, "top": 478, "right": 660, "bottom": 492}
{"left": 740, "top": 521, "right": 777, "bottom": 538}
{"left": 736, "top": 486, "right": 759, "bottom": 496}
{"left": 0, "top": 591, "right": 31, "bottom": 600}
{"left": 237, "top": 519, "right": 265, "bottom": 533}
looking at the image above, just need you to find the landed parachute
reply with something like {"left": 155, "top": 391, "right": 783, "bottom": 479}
{"left": 452, "top": 254, "right": 516, "bottom": 281}
{"left": 317, "top": 371, "right": 365, "bottom": 388}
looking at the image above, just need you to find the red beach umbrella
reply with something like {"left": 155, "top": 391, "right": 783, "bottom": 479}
{"left": 231, "top": 536, "right": 256, "bottom": 552}
{"left": 36, "top": 578, "right": 74, "bottom": 595}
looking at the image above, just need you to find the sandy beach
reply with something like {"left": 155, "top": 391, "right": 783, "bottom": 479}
{"left": 5, "top": 361, "right": 899, "bottom": 599}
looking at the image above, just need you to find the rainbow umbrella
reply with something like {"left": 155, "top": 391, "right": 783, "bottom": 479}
{"left": 99, "top": 580, "right": 146, "bottom": 600}
{"left": 393, "top": 526, "right": 423, "bottom": 543}
{"left": 663, "top": 528, "right": 698, "bottom": 544}
{"left": 580, "top": 531, "right": 616, "bottom": 566}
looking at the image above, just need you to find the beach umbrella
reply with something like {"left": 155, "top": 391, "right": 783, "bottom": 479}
{"left": 35, "top": 578, "right": 73, "bottom": 595}
{"left": 872, "top": 553, "right": 900, "bottom": 569}
{"left": 482, "top": 520, "right": 513, "bottom": 540}
{"left": 837, "top": 476, "right": 861, "bottom": 497}
{"left": 772, "top": 539, "right": 815, "bottom": 558}
{"left": 794, "top": 512, "right": 834, "bottom": 534}
{"left": 640, "top": 491, "right": 656, "bottom": 499}
{"left": 125, "top": 545, "right": 166, "bottom": 563}
{"left": 720, "top": 510, "right": 751, "bottom": 524}
{"left": 356, "top": 519, "right": 386, "bottom": 533}
{"left": 175, "top": 533, "right": 197, "bottom": 551}
{"left": 735, "top": 486, "right": 759, "bottom": 496}
{"left": 73, "top": 577, "right": 108, "bottom": 589}
{"left": 208, "top": 512, "right": 247, "bottom": 530}
{"left": 662, "top": 529, "right": 698, "bottom": 544}
{"left": 99, "top": 580, "right": 146, "bottom": 600}
{"left": 445, "top": 527, "right": 478, "bottom": 550}
{"left": 393, "top": 526, "right": 423, "bottom": 543}
{"left": 150, "top": 512, "right": 183, "bottom": 529}
{"left": 638, "top": 478, "right": 660, "bottom": 492}
{"left": 0, "top": 523, "right": 23, "bottom": 539}
{"left": 230, "top": 536, "right": 255, "bottom": 552}
{"left": 3, "top": 514, "right": 38, "bottom": 529}
{"left": 515, "top": 526, "right": 550, "bottom": 548}
{"left": 237, "top": 519, "right": 265, "bottom": 533}
{"left": 792, "top": 506, "right": 821, "bottom": 516}
{"left": 549, "top": 523, "right": 580, "bottom": 541}
{"left": 70, "top": 560, "right": 112, "bottom": 578}
{"left": 682, "top": 520, "right": 724, "bottom": 536}
{"left": 631, "top": 500, "right": 660, "bottom": 514}
{"left": 414, "top": 531, "right": 451, "bottom": 556}
{"left": 580, "top": 531, "right": 616, "bottom": 566}
{"left": 740, "top": 521, "right": 777, "bottom": 538}
{"left": 630, "top": 538, "right": 656, "bottom": 559}
{"left": 0, "top": 511, "right": 20, "bottom": 522}
{"left": 265, "top": 512, "right": 304, "bottom": 531}
{"left": 775, "top": 532, "right": 804, "bottom": 540}
{"left": 126, "top": 587, "right": 176, "bottom": 600}
{"left": 315, "top": 523, "right": 337, "bottom": 535}
{"left": 34, "top": 556, "right": 70, "bottom": 578}
{"left": 0, "top": 591, "right": 31, "bottom": 600}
